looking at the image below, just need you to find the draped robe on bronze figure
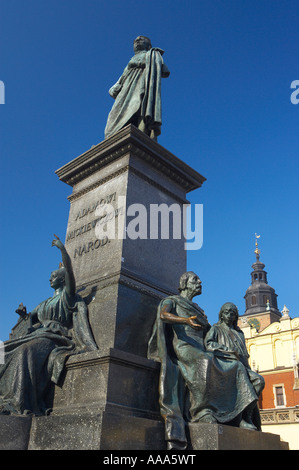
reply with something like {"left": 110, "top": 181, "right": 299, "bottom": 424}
{"left": 105, "top": 48, "right": 169, "bottom": 139}
{"left": 0, "top": 289, "right": 97, "bottom": 415}
{"left": 148, "top": 295, "right": 261, "bottom": 446}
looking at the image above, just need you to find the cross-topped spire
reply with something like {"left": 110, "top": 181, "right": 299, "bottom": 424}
{"left": 242, "top": 234, "right": 281, "bottom": 320}
{"left": 254, "top": 233, "right": 261, "bottom": 261}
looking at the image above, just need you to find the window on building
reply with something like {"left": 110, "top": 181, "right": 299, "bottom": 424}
{"left": 251, "top": 295, "right": 256, "bottom": 305}
{"left": 274, "top": 385, "right": 286, "bottom": 407}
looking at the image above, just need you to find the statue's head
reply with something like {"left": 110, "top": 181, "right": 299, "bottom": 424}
{"left": 178, "top": 271, "right": 202, "bottom": 297}
{"left": 133, "top": 36, "right": 152, "bottom": 53}
{"left": 218, "top": 302, "right": 239, "bottom": 328}
{"left": 49, "top": 266, "right": 66, "bottom": 290}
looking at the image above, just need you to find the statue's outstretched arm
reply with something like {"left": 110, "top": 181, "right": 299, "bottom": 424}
{"left": 160, "top": 301, "right": 203, "bottom": 330}
{"left": 52, "top": 234, "right": 76, "bottom": 298}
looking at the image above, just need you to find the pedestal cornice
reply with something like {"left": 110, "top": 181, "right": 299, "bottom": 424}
{"left": 55, "top": 124, "right": 206, "bottom": 193}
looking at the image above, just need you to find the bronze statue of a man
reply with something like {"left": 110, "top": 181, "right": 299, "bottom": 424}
{"left": 105, "top": 36, "right": 170, "bottom": 141}
{"left": 148, "top": 272, "right": 265, "bottom": 450}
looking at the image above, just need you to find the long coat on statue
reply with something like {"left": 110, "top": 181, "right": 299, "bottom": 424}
{"left": 105, "top": 48, "right": 169, "bottom": 139}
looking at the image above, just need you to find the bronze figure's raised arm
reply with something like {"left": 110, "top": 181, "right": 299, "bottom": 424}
{"left": 0, "top": 236, "right": 97, "bottom": 416}
{"left": 51, "top": 234, "right": 76, "bottom": 298}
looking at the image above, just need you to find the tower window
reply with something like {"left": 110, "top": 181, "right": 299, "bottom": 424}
{"left": 274, "top": 385, "right": 286, "bottom": 407}
{"left": 251, "top": 295, "right": 256, "bottom": 305}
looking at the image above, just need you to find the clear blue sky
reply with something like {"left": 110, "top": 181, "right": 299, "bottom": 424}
{"left": 0, "top": 0, "right": 298, "bottom": 341}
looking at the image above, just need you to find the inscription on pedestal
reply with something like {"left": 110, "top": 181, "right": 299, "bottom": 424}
{"left": 66, "top": 190, "right": 125, "bottom": 260}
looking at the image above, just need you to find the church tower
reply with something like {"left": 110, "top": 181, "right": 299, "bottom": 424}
{"left": 240, "top": 235, "right": 281, "bottom": 331}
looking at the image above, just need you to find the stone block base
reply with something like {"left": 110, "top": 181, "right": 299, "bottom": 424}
{"left": 0, "top": 410, "right": 165, "bottom": 450}
{"left": 28, "top": 410, "right": 166, "bottom": 450}
{"left": 0, "top": 414, "right": 288, "bottom": 450}
{"left": 188, "top": 422, "right": 289, "bottom": 450}
{"left": 0, "top": 415, "right": 32, "bottom": 450}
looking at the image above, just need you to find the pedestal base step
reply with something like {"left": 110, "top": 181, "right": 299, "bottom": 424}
{"left": 188, "top": 422, "right": 289, "bottom": 450}
{"left": 0, "top": 413, "right": 288, "bottom": 450}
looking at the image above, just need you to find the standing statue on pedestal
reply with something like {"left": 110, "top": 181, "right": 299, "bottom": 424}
{"left": 204, "top": 302, "right": 264, "bottom": 431}
{"left": 105, "top": 36, "right": 170, "bottom": 141}
{"left": 0, "top": 235, "right": 97, "bottom": 416}
{"left": 148, "top": 272, "right": 265, "bottom": 450}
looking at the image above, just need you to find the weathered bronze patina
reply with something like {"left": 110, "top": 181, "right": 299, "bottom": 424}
{"left": 0, "top": 235, "right": 97, "bottom": 416}
{"left": 205, "top": 302, "right": 264, "bottom": 430}
{"left": 148, "top": 272, "right": 265, "bottom": 450}
{"left": 105, "top": 36, "right": 170, "bottom": 140}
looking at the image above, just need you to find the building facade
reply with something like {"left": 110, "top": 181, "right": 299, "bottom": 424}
{"left": 238, "top": 239, "right": 299, "bottom": 450}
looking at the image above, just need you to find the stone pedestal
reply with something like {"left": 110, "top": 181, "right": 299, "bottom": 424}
{"left": 0, "top": 414, "right": 288, "bottom": 450}
{"left": 5, "top": 126, "right": 206, "bottom": 450}
{"left": 2, "top": 125, "right": 288, "bottom": 450}
{"left": 55, "top": 124, "right": 206, "bottom": 357}
{"left": 44, "top": 125, "right": 205, "bottom": 449}
{"left": 23, "top": 125, "right": 202, "bottom": 449}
